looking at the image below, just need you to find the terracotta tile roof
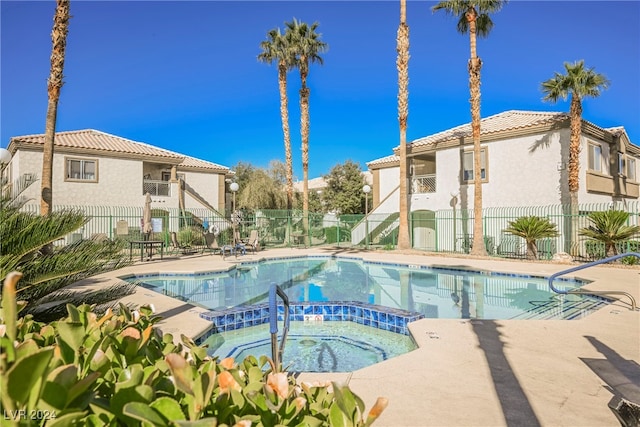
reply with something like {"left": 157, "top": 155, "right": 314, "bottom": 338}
{"left": 403, "top": 110, "right": 571, "bottom": 149}
{"left": 180, "top": 155, "right": 228, "bottom": 171}
{"left": 367, "top": 154, "right": 399, "bottom": 167}
{"left": 9, "top": 129, "right": 230, "bottom": 171}
{"left": 293, "top": 171, "right": 372, "bottom": 191}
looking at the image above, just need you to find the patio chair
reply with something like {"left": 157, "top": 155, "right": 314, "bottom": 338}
{"left": 171, "top": 232, "right": 196, "bottom": 255}
{"left": 204, "top": 232, "right": 221, "bottom": 255}
{"left": 246, "top": 229, "right": 260, "bottom": 253}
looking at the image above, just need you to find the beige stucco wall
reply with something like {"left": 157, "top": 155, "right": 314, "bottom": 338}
{"left": 16, "top": 149, "right": 147, "bottom": 207}
{"left": 12, "top": 149, "right": 225, "bottom": 211}
{"left": 407, "top": 128, "right": 632, "bottom": 212}
{"left": 182, "top": 170, "right": 221, "bottom": 211}
{"left": 377, "top": 166, "right": 400, "bottom": 204}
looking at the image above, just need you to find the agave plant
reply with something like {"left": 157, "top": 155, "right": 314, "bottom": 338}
{"left": 1, "top": 174, "right": 134, "bottom": 322}
{"left": 579, "top": 210, "right": 640, "bottom": 257}
{"left": 504, "top": 216, "right": 559, "bottom": 260}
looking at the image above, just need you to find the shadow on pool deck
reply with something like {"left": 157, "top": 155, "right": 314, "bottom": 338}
{"left": 472, "top": 320, "right": 541, "bottom": 426}
{"left": 581, "top": 335, "right": 640, "bottom": 404}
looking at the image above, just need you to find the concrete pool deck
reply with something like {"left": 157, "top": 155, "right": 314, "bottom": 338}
{"left": 76, "top": 247, "right": 640, "bottom": 426}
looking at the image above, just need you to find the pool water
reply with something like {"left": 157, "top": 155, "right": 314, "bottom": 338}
{"left": 130, "top": 256, "right": 608, "bottom": 321}
{"left": 202, "top": 321, "right": 417, "bottom": 372}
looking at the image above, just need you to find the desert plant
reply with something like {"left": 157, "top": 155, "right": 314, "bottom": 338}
{"left": 579, "top": 210, "right": 640, "bottom": 257}
{"left": 1, "top": 272, "right": 388, "bottom": 426}
{"left": 504, "top": 216, "right": 559, "bottom": 260}
{"left": 1, "top": 175, "right": 134, "bottom": 322}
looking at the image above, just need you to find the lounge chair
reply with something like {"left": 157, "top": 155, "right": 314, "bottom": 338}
{"left": 231, "top": 229, "right": 247, "bottom": 256}
{"left": 204, "top": 232, "right": 221, "bottom": 255}
{"left": 246, "top": 229, "right": 259, "bottom": 253}
{"left": 170, "top": 232, "right": 196, "bottom": 255}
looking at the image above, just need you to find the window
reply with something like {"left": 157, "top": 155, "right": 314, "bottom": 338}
{"left": 65, "top": 157, "right": 97, "bottom": 182}
{"left": 627, "top": 157, "right": 636, "bottom": 181}
{"left": 462, "top": 148, "right": 487, "bottom": 183}
{"left": 618, "top": 152, "right": 625, "bottom": 176}
{"left": 161, "top": 171, "right": 185, "bottom": 181}
{"left": 588, "top": 143, "right": 602, "bottom": 173}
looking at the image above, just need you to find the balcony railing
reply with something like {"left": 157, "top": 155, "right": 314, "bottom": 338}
{"left": 411, "top": 174, "right": 436, "bottom": 194}
{"left": 143, "top": 179, "right": 170, "bottom": 196}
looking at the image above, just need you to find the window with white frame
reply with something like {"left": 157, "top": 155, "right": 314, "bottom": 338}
{"left": 618, "top": 152, "right": 625, "bottom": 176}
{"left": 462, "top": 148, "right": 487, "bottom": 183}
{"left": 587, "top": 143, "right": 602, "bottom": 173}
{"left": 627, "top": 157, "right": 636, "bottom": 181}
{"left": 65, "top": 157, "right": 97, "bottom": 182}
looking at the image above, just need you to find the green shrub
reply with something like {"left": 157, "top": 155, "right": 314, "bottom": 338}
{"left": 325, "top": 226, "right": 351, "bottom": 244}
{"left": 177, "top": 226, "right": 204, "bottom": 247}
{"left": 0, "top": 272, "right": 387, "bottom": 426}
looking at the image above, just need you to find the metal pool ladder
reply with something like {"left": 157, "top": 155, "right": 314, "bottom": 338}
{"left": 269, "top": 283, "right": 290, "bottom": 371}
{"left": 548, "top": 252, "right": 638, "bottom": 311}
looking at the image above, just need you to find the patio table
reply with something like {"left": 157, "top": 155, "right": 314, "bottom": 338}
{"left": 129, "top": 240, "right": 164, "bottom": 262}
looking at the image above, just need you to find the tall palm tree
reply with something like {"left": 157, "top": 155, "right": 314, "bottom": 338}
{"left": 41, "top": 0, "right": 71, "bottom": 217}
{"left": 285, "top": 18, "right": 328, "bottom": 246}
{"left": 396, "top": 0, "right": 411, "bottom": 250}
{"left": 432, "top": 0, "right": 507, "bottom": 256}
{"left": 541, "top": 60, "right": 610, "bottom": 252}
{"left": 258, "top": 27, "right": 295, "bottom": 210}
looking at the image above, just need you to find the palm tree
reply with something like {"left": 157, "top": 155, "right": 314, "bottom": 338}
{"left": 258, "top": 27, "right": 295, "bottom": 211}
{"left": 541, "top": 60, "right": 610, "bottom": 252}
{"left": 285, "top": 18, "right": 328, "bottom": 246}
{"left": 1, "top": 175, "right": 134, "bottom": 322}
{"left": 41, "top": 0, "right": 71, "bottom": 217}
{"left": 504, "top": 216, "right": 559, "bottom": 260}
{"left": 396, "top": 0, "right": 411, "bottom": 250}
{"left": 579, "top": 210, "right": 640, "bottom": 257}
{"left": 432, "top": 0, "right": 507, "bottom": 256}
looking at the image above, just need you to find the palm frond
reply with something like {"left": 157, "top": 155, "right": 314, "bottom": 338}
{"left": 26, "top": 281, "right": 137, "bottom": 323}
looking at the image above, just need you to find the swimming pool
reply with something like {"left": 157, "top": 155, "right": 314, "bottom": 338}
{"left": 128, "top": 255, "right": 608, "bottom": 321}
{"left": 201, "top": 321, "right": 417, "bottom": 372}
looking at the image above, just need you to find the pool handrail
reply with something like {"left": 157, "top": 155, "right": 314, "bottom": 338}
{"left": 548, "top": 252, "right": 638, "bottom": 311}
{"left": 269, "top": 283, "right": 290, "bottom": 371}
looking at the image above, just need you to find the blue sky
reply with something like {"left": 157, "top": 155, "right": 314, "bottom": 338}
{"left": 2, "top": 1, "right": 639, "bottom": 180}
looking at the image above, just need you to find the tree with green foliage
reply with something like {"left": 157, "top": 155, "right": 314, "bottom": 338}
{"left": 504, "top": 216, "right": 559, "bottom": 260}
{"left": 258, "top": 27, "right": 296, "bottom": 210}
{"left": 579, "top": 210, "right": 640, "bottom": 257}
{"left": 541, "top": 60, "right": 610, "bottom": 253}
{"left": 322, "top": 160, "right": 369, "bottom": 215}
{"left": 285, "top": 18, "right": 328, "bottom": 246}
{"left": 235, "top": 160, "right": 288, "bottom": 211}
{"left": 433, "top": 0, "right": 508, "bottom": 256}
{"left": 541, "top": 61, "right": 610, "bottom": 209}
{"left": 1, "top": 175, "right": 134, "bottom": 322}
